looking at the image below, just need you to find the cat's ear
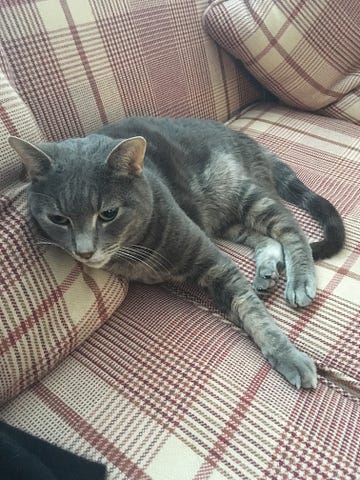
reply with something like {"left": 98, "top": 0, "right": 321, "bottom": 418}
{"left": 8, "top": 136, "right": 52, "bottom": 179}
{"left": 106, "top": 136, "right": 146, "bottom": 176}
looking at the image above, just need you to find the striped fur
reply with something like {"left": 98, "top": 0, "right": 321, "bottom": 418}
{"left": 9, "top": 117, "right": 345, "bottom": 389}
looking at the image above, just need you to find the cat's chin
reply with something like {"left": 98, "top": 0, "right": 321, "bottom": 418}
{"left": 74, "top": 257, "right": 109, "bottom": 269}
{"left": 84, "top": 261, "right": 106, "bottom": 269}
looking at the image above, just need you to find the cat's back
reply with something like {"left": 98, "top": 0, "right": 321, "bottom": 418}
{"left": 97, "top": 116, "right": 245, "bottom": 194}
{"left": 97, "top": 116, "right": 236, "bottom": 167}
{"left": 97, "top": 117, "right": 249, "bottom": 235}
{"left": 98, "top": 116, "right": 225, "bottom": 142}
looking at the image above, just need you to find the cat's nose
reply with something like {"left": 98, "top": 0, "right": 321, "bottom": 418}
{"left": 77, "top": 251, "right": 95, "bottom": 260}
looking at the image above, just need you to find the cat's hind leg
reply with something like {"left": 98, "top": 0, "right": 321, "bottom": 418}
{"left": 224, "top": 227, "right": 284, "bottom": 295}
{"left": 243, "top": 233, "right": 284, "bottom": 295}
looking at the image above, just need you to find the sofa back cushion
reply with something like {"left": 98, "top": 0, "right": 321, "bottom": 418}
{"left": 0, "top": 0, "right": 263, "bottom": 142}
{"left": 204, "top": 0, "right": 360, "bottom": 124}
{"left": 0, "top": 72, "right": 128, "bottom": 403}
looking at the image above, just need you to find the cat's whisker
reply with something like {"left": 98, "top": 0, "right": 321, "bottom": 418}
{"left": 102, "top": 242, "right": 173, "bottom": 269}
{"left": 34, "top": 240, "right": 70, "bottom": 255}
{"left": 103, "top": 245, "right": 122, "bottom": 256}
{"left": 117, "top": 249, "right": 162, "bottom": 273}
{"left": 113, "top": 251, "right": 159, "bottom": 277}
{"left": 120, "top": 246, "right": 171, "bottom": 274}
{"left": 128, "top": 245, "right": 174, "bottom": 269}
{"left": 120, "top": 247, "right": 163, "bottom": 266}
{"left": 101, "top": 244, "right": 170, "bottom": 274}
{"left": 122, "top": 246, "right": 171, "bottom": 267}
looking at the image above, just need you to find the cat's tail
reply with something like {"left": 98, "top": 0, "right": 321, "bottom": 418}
{"left": 273, "top": 160, "right": 345, "bottom": 260}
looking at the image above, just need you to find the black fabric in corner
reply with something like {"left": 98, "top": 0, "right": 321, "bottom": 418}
{"left": 0, "top": 421, "right": 106, "bottom": 480}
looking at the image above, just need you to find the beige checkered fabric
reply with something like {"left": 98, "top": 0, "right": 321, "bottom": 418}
{"left": 204, "top": 0, "right": 360, "bottom": 124}
{"left": 1, "top": 0, "right": 359, "bottom": 477}
{"left": 0, "top": 71, "right": 128, "bottom": 402}
{"left": 1, "top": 105, "right": 359, "bottom": 479}
{"left": 0, "top": 0, "right": 263, "bottom": 142}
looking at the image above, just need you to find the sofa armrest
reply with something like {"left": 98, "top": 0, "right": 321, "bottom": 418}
{"left": 0, "top": 70, "right": 128, "bottom": 403}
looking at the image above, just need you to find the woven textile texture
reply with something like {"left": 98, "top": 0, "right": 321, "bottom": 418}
{"left": 0, "top": 0, "right": 263, "bottom": 142}
{"left": 0, "top": 71, "right": 128, "bottom": 403}
{"left": 204, "top": 0, "right": 360, "bottom": 124}
{"left": 1, "top": 105, "right": 359, "bottom": 479}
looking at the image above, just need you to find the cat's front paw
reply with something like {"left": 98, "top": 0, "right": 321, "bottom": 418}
{"left": 267, "top": 345, "right": 317, "bottom": 389}
{"left": 285, "top": 272, "right": 316, "bottom": 307}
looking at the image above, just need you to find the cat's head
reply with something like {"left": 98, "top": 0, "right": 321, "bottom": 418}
{"left": 9, "top": 133, "right": 153, "bottom": 268}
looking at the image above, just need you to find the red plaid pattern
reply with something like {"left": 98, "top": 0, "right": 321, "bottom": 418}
{"left": 0, "top": 71, "right": 128, "bottom": 403}
{"left": 1, "top": 105, "right": 359, "bottom": 479}
{"left": 204, "top": 0, "right": 360, "bottom": 124}
{"left": 1, "top": 0, "right": 360, "bottom": 478}
{"left": 0, "top": 0, "right": 263, "bottom": 142}
{"left": 1, "top": 283, "right": 359, "bottom": 479}
{"left": 0, "top": 72, "right": 42, "bottom": 189}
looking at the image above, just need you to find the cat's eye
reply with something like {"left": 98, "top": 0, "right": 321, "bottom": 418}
{"left": 99, "top": 208, "right": 119, "bottom": 222}
{"left": 48, "top": 214, "right": 70, "bottom": 226}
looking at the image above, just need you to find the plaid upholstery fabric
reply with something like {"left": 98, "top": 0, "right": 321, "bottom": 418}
{"left": 1, "top": 105, "right": 359, "bottom": 478}
{"left": 204, "top": 0, "right": 360, "bottom": 124}
{"left": 321, "top": 86, "right": 360, "bottom": 123}
{"left": 0, "top": 71, "right": 128, "bottom": 403}
{"left": 0, "top": 0, "right": 263, "bottom": 142}
{"left": 0, "top": 283, "right": 359, "bottom": 480}
{"left": 0, "top": 72, "right": 42, "bottom": 190}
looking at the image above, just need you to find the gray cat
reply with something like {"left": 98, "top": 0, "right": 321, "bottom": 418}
{"left": 9, "top": 117, "right": 345, "bottom": 389}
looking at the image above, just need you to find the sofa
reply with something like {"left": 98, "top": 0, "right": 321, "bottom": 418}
{"left": 0, "top": 0, "right": 359, "bottom": 478}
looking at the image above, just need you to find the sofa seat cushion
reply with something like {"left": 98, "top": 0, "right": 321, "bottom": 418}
{"left": 204, "top": 0, "right": 360, "bottom": 124}
{"left": 1, "top": 282, "right": 359, "bottom": 480}
{"left": 0, "top": 72, "right": 128, "bottom": 403}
